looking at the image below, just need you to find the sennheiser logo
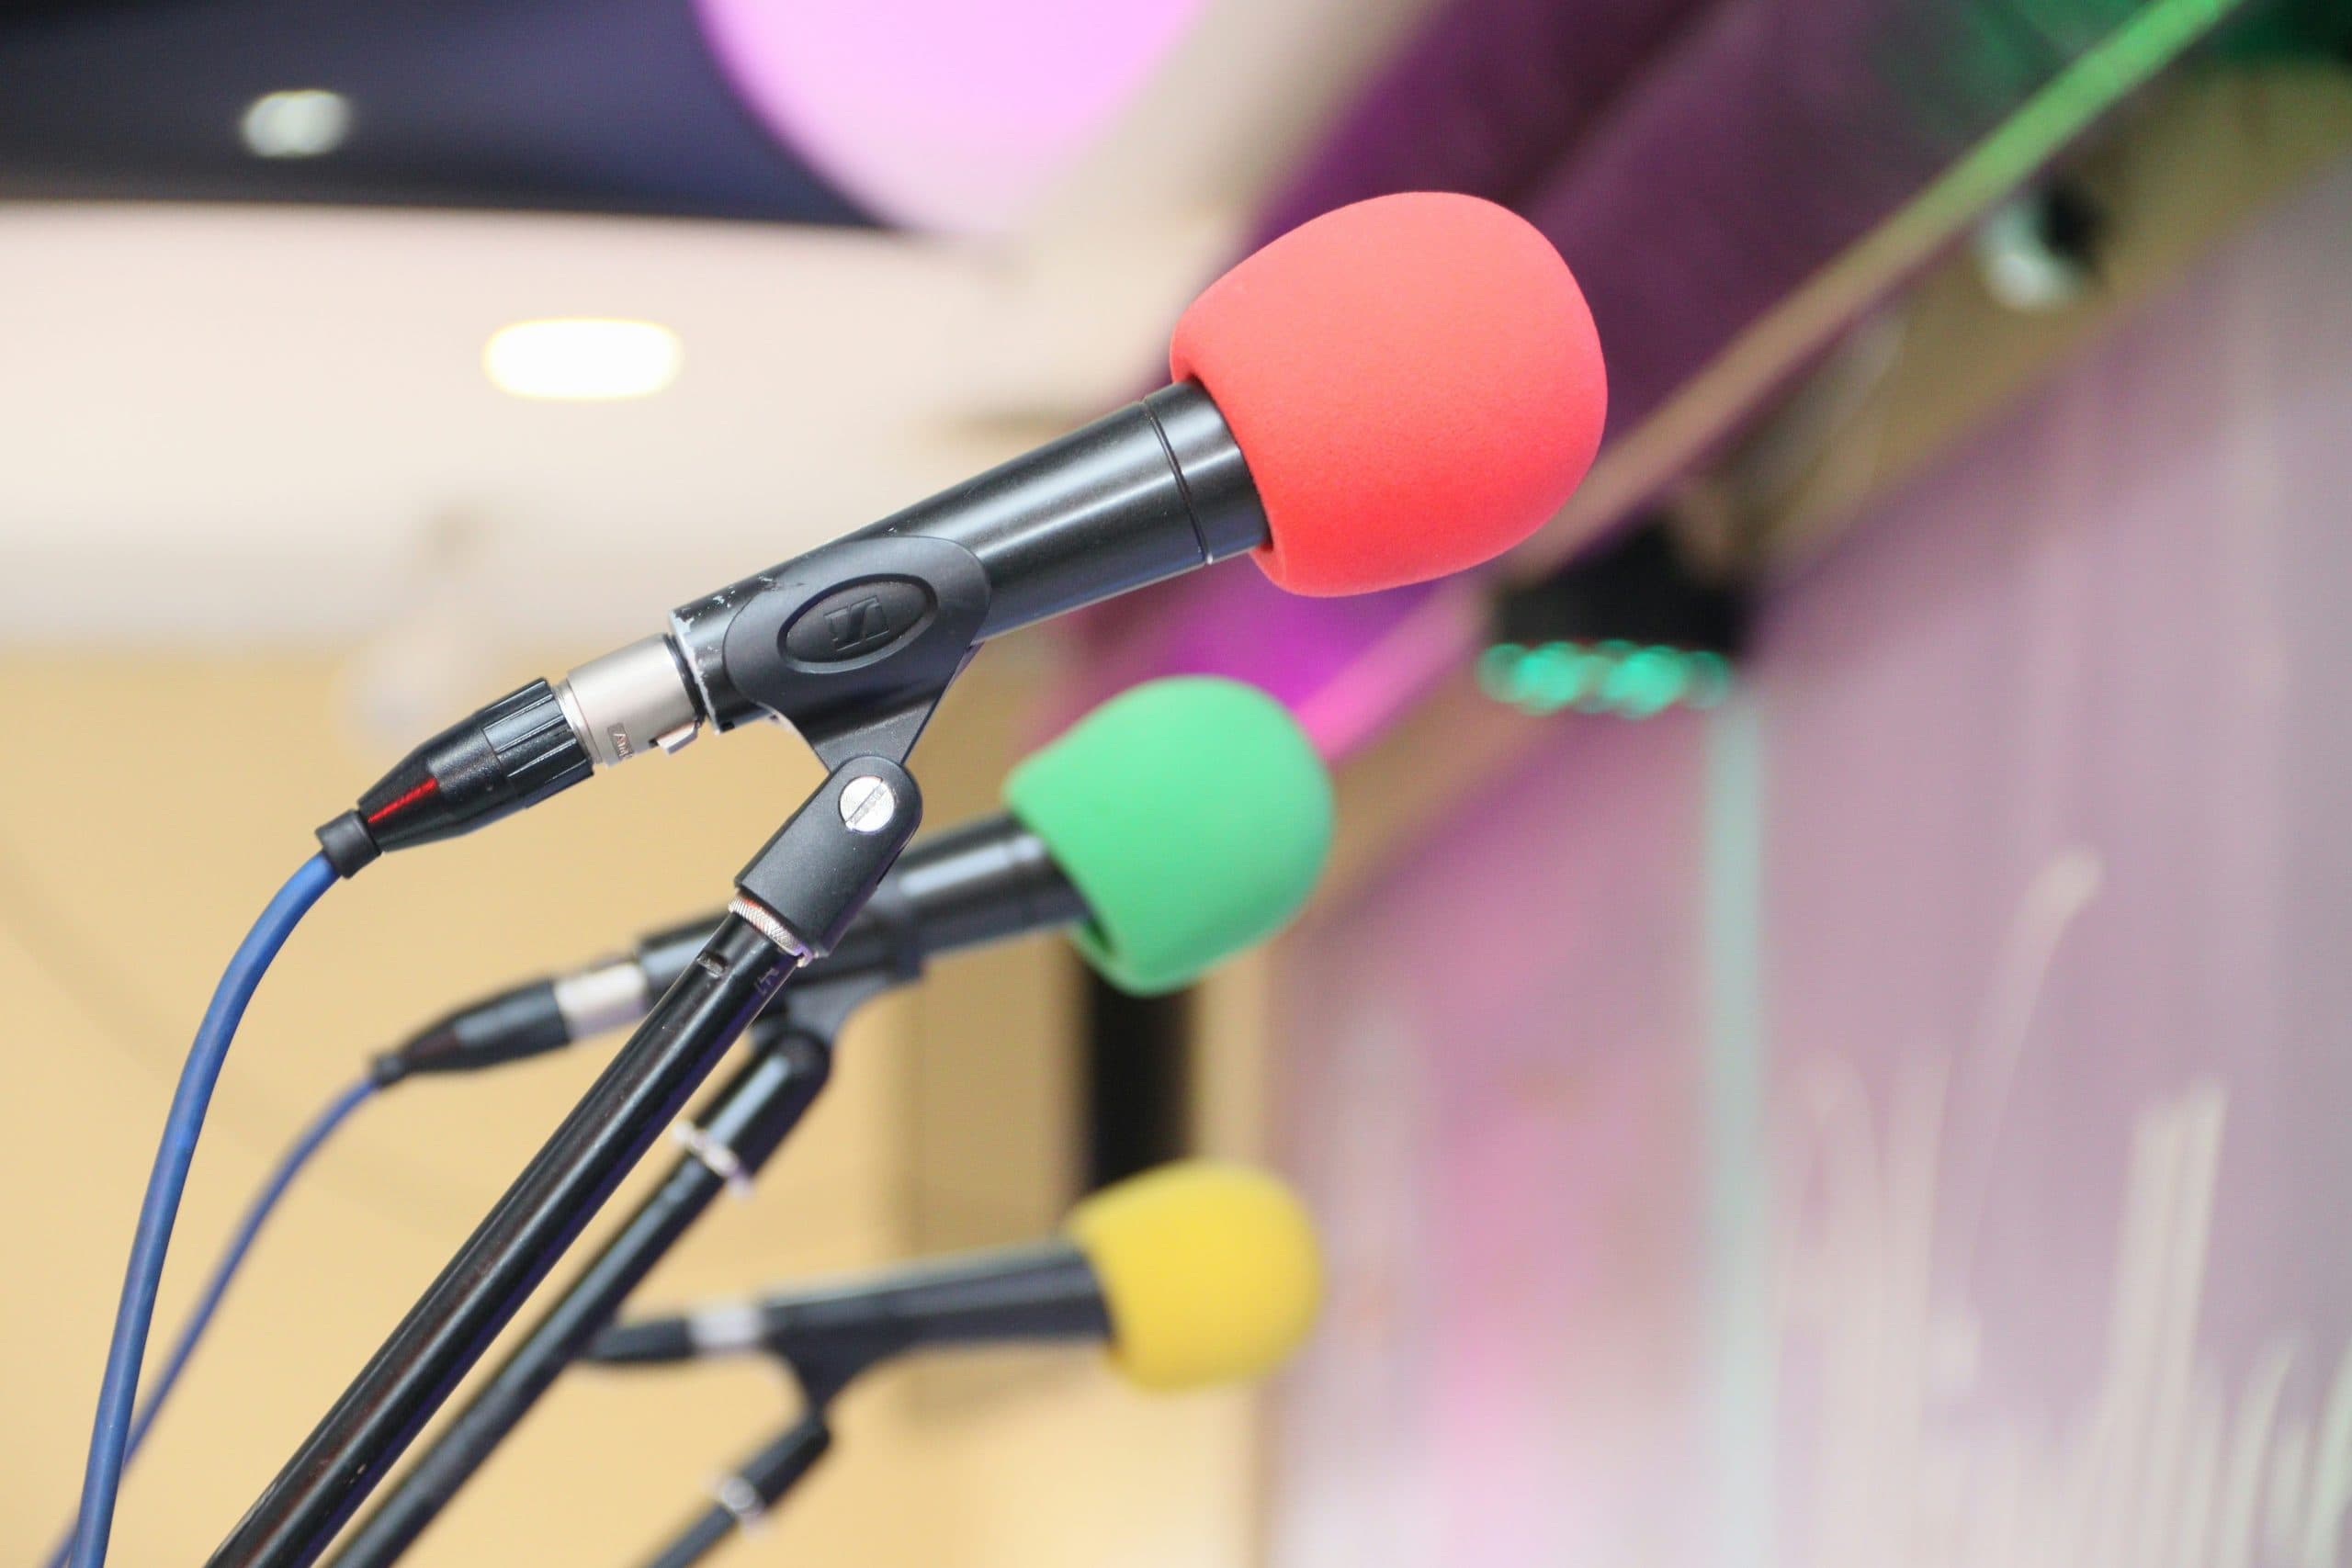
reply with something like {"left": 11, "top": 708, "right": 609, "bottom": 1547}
{"left": 824, "top": 597, "right": 895, "bottom": 655}
{"left": 783, "top": 577, "right": 936, "bottom": 666}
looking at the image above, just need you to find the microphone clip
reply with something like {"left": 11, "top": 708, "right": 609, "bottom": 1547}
{"left": 675, "top": 533, "right": 991, "bottom": 770}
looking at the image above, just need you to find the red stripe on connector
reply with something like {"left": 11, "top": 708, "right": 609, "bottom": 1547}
{"left": 366, "top": 776, "right": 440, "bottom": 826}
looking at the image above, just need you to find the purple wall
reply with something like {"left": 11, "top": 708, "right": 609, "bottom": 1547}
{"left": 1266, "top": 158, "right": 2352, "bottom": 1567}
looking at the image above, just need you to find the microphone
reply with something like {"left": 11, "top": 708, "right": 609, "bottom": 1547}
{"left": 317, "top": 191, "right": 1606, "bottom": 872}
{"left": 606, "top": 1163, "right": 1318, "bottom": 1566}
{"left": 586, "top": 1160, "right": 1322, "bottom": 1396}
{"left": 376, "top": 673, "right": 1332, "bottom": 1080}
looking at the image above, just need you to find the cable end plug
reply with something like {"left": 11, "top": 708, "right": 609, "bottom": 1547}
{"left": 334, "top": 680, "right": 595, "bottom": 863}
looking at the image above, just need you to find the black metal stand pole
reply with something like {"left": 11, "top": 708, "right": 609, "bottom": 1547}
{"left": 322, "top": 995, "right": 860, "bottom": 1568}
{"left": 208, "top": 756, "right": 922, "bottom": 1568}
{"left": 636, "top": 1415, "right": 834, "bottom": 1568}
{"left": 205, "top": 916, "right": 795, "bottom": 1566}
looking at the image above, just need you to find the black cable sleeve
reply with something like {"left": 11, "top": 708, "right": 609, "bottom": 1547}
{"left": 312, "top": 812, "right": 380, "bottom": 879}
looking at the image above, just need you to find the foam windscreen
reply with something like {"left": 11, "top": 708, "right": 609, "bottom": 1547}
{"left": 1065, "top": 1161, "right": 1322, "bottom": 1392}
{"left": 1170, "top": 191, "right": 1606, "bottom": 596}
{"left": 1001, "top": 677, "right": 1332, "bottom": 996}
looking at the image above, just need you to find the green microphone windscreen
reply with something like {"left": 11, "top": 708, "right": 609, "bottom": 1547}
{"left": 1003, "top": 678, "right": 1333, "bottom": 995}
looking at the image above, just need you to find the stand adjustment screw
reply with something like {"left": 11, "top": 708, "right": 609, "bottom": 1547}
{"left": 838, "top": 775, "right": 896, "bottom": 834}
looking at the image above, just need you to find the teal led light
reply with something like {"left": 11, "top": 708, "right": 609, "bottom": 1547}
{"left": 1477, "top": 641, "right": 1530, "bottom": 703}
{"left": 1521, "top": 642, "right": 1588, "bottom": 712}
{"left": 1476, "top": 640, "right": 1733, "bottom": 719}
{"left": 1606, "top": 645, "right": 1690, "bottom": 717}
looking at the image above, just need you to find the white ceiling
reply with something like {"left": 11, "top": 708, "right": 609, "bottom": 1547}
{"left": 0, "top": 0, "right": 1438, "bottom": 661}
{"left": 0, "top": 201, "right": 1229, "bottom": 642}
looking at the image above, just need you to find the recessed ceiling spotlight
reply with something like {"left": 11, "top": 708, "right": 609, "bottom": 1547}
{"left": 482, "top": 319, "right": 684, "bottom": 401}
{"left": 240, "top": 89, "right": 352, "bottom": 159}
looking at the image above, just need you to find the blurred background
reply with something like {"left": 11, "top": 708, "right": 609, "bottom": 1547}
{"left": 5, "top": 0, "right": 2352, "bottom": 1563}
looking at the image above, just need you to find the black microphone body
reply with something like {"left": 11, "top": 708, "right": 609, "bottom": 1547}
{"left": 588, "top": 1241, "right": 1110, "bottom": 1391}
{"left": 384, "top": 812, "right": 1085, "bottom": 1079}
{"left": 672, "top": 383, "right": 1264, "bottom": 738}
{"left": 339, "top": 385, "right": 1263, "bottom": 861}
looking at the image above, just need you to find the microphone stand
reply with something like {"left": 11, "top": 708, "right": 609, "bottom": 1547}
{"left": 634, "top": 1409, "right": 835, "bottom": 1568}
{"left": 322, "top": 960, "right": 899, "bottom": 1568}
{"left": 207, "top": 757, "right": 923, "bottom": 1568}
{"left": 628, "top": 1333, "right": 876, "bottom": 1568}
{"left": 612, "top": 1239, "right": 1100, "bottom": 1568}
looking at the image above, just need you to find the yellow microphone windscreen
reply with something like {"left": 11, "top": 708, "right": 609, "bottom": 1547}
{"left": 1063, "top": 1161, "right": 1322, "bottom": 1393}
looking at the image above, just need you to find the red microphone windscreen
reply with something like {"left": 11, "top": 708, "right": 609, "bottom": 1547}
{"left": 1169, "top": 192, "right": 1606, "bottom": 597}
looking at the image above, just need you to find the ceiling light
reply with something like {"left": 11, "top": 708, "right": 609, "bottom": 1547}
{"left": 240, "top": 89, "right": 352, "bottom": 159}
{"left": 481, "top": 320, "right": 683, "bottom": 401}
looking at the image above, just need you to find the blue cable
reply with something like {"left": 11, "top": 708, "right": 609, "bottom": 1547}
{"left": 67, "top": 853, "right": 340, "bottom": 1568}
{"left": 44, "top": 1071, "right": 377, "bottom": 1568}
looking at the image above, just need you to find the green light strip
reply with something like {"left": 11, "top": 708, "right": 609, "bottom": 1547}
{"left": 1520, "top": 0, "right": 2250, "bottom": 578}
{"left": 1479, "top": 641, "right": 1733, "bottom": 719}
{"left": 1905, "top": 0, "right": 2240, "bottom": 234}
